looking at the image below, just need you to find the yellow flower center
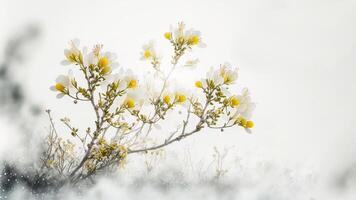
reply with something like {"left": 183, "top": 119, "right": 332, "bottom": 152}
{"left": 188, "top": 35, "right": 200, "bottom": 45}
{"left": 164, "top": 32, "right": 172, "bottom": 40}
{"left": 195, "top": 80, "right": 203, "bottom": 88}
{"left": 163, "top": 95, "right": 171, "bottom": 104}
{"left": 55, "top": 83, "right": 65, "bottom": 92}
{"left": 144, "top": 50, "right": 152, "bottom": 59}
{"left": 176, "top": 93, "right": 186, "bottom": 103}
{"left": 127, "top": 79, "right": 137, "bottom": 88}
{"left": 125, "top": 97, "right": 135, "bottom": 108}
{"left": 229, "top": 96, "right": 240, "bottom": 107}
{"left": 246, "top": 120, "right": 254, "bottom": 128}
{"left": 98, "top": 57, "right": 109, "bottom": 68}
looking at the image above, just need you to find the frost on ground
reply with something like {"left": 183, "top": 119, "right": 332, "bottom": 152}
{"left": 1, "top": 148, "right": 316, "bottom": 200}
{"left": 3, "top": 150, "right": 354, "bottom": 200}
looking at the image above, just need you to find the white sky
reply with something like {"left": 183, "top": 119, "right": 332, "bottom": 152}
{"left": 1, "top": 0, "right": 356, "bottom": 198}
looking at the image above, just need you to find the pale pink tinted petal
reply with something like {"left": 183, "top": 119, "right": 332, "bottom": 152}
{"left": 49, "top": 86, "right": 56, "bottom": 91}
{"left": 56, "top": 93, "right": 65, "bottom": 99}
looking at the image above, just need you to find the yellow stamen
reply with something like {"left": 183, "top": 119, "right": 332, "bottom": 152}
{"left": 163, "top": 95, "right": 171, "bottom": 104}
{"left": 98, "top": 57, "right": 109, "bottom": 68}
{"left": 55, "top": 83, "right": 65, "bottom": 92}
{"left": 195, "top": 80, "right": 203, "bottom": 88}
{"left": 229, "top": 96, "right": 240, "bottom": 107}
{"left": 164, "top": 32, "right": 172, "bottom": 40}
{"left": 144, "top": 50, "right": 152, "bottom": 59}
{"left": 176, "top": 93, "right": 186, "bottom": 103}
{"left": 188, "top": 35, "right": 200, "bottom": 45}
{"left": 125, "top": 97, "right": 135, "bottom": 108}
{"left": 127, "top": 79, "right": 137, "bottom": 88}
{"left": 246, "top": 120, "right": 254, "bottom": 128}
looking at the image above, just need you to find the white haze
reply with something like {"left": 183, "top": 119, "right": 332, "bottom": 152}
{"left": 1, "top": 0, "right": 356, "bottom": 199}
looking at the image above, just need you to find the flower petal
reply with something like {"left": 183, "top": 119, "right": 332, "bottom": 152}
{"left": 49, "top": 86, "right": 56, "bottom": 91}
{"left": 60, "top": 60, "right": 71, "bottom": 65}
{"left": 56, "top": 93, "right": 65, "bottom": 99}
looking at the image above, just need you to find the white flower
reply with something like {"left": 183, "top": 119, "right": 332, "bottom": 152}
{"left": 123, "top": 69, "right": 139, "bottom": 89}
{"left": 98, "top": 52, "right": 118, "bottom": 75}
{"left": 219, "top": 62, "right": 238, "bottom": 85}
{"left": 124, "top": 86, "right": 146, "bottom": 109}
{"left": 84, "top": 45, "right": 119, "bottom": 75}
{"left": 140, "top": 41, "right": 157, "bottom": 60}
{"left": 206, "top": 67, "right": 224, "bottom": 85}
{"left": 101, "top": 68, "right": 126, "bottom": 91}
{"left": 174, "top": 87, "right": 191, "bottom": 108}
{"left": 98, "top": 52, "right": 118, "bottom": 68}
{"left": 82, "top": 47, "right": 96, "bottom": 64}
{"left": 206, "top": 63, "right": 238, "bottom": 86}
{"left": 50, "top": 70, "right": 74, "bottom": 98}
{"left": 170, "top": 22, "right": 206, "bottom": 48}
{"left": 233, "top": 88, "right": 255, "bottom": 119}
{"left": 186, "top": 29, "right": 206, "bottom": 48}
{"left": 61, "top": 39, "right": 82, "bottom": 65}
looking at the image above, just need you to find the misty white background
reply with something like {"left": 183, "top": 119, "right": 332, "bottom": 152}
{"left": 1, "top": 0, "right": 356, "bottom": 199}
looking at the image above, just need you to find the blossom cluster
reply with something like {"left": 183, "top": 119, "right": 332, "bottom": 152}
{"left": 44, "top": 22, "right": 255, "bottom": 184}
